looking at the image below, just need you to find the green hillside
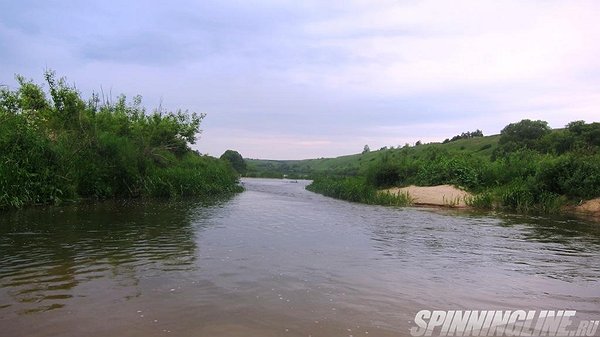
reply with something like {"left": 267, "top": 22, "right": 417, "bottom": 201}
{"left": 246, "top": 120, "right": 600, "bottom": 215}
{"left": 246, "top": 134, "right": 500, "bottom": 178}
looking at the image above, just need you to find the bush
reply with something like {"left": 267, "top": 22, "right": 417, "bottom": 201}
{"left": 0, "top": 71, "right": 241, "bottom": 209}
{"left": 365, "top": 160, "right": 402, "bottom": 187}
{"left": 414, "top": 155, "right": 480, "bottom": 189}
{"left": 220, "top": 150, "right": 247, "bottom": 175}
{"left": 535, "top": 154, "right": 600, "bottom": 199}
{"left": 498, "top": 119, "right": 551, "bottom": 149}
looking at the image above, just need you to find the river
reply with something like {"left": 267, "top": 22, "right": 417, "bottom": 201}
{"left": 1, "top": 178, "right": 599, "bottom": 336}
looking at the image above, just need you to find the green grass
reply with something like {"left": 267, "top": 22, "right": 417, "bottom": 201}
{"left": 246, "top": 135, "right": 501, "bottom": 179}
{"left": 306, "top": 176, "right": 411, "bottom": 206}
{"left": 260, "top": 126, "right": 600, "bottom": 216}
{"left": 0, "top": 71, "right": 243, "bottom": 210}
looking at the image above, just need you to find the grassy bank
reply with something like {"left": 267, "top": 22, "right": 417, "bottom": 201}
{"left": 0, "top": 72, "right": 242, "bottom": 209}
{"left": 306, "top": 176, "right": 411, "bottom": 206}
{"left": 303, "top": 121, "right": 600, "bottom": 214}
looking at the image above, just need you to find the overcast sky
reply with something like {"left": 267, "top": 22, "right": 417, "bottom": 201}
{"left": 1, "top": 0, "right": 599, "bottom": 159}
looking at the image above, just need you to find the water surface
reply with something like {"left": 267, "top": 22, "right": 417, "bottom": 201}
{"left": 1, "top": 178, "right": 599, "bottom": 336}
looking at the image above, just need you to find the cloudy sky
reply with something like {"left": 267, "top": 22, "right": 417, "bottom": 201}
{"left": 1, "top": 0, "right": 599, "bottom": 159}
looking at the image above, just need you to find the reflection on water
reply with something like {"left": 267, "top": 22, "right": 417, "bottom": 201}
{"left": 0, "top": 200, "right": 210, "bottom": 315}
{"left": 369, "top": 210, "right": 600, "bottom": 282}
{"left": 0, "top": 179, "right": 599, "bottom": 337}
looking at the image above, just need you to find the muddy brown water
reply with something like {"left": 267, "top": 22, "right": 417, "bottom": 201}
{"left": 1, "top": 178, "right": 599, "bottom": 336}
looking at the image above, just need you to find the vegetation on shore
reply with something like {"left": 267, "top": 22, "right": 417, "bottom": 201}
{"left": 0, "top": 72, "right": 242, "bottom": 209}
{"left": 250, "top": 120, "right": 600, "bottom": 215}
{"left": 306, "top": 176, "right": 411, "bottom": 206}
{"left": 220, "top": 150, "right": 247, "bottom": 175}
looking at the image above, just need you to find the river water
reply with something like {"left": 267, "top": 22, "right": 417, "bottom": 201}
{"left": 1, "top": 178, "right": 599, "bottom": 336}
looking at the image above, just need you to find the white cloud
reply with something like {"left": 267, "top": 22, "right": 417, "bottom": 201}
{"left": 2, "top": 0, "right": 599, "bottom": 158}
{"left": 297, "top": 0, "right": 600, "bottom": 95}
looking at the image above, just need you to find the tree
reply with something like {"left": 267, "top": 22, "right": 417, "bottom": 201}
{"left": 491, "top": 119, "right": 551, "bottom": 159}
{"left": 362, "top": 144, "right": 370, "bottom": 154}
{"left": 446, "top": 129, "right": 484, "bottom": 143}
{"left": 500, "top": 119, "right": 550, "bottom": 144}
{"left": 566, "top": 120, "right": 600, "bottom": 148}
{"left": 472, "top": 129, "right": 484, "bottom": 137}
{"left": 220, "top": 150, "right": 247, "bottom": 174}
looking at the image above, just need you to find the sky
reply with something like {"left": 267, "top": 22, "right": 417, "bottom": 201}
{"left": 1, "top": 0, "right": 599, "bottom": 159}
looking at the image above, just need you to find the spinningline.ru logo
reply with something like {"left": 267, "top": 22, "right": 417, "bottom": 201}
{"left": 409, "top": 310, "right": 599, "bottom": 337}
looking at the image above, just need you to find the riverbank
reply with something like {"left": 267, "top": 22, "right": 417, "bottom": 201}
{"left": 567, "top": 198, "right": 600, "bottom": 220}
{"left": 251, "top": 120, "right": 600, "bottom": 218}
{"left": 382, "top": 185, "right": 600, "bottom": 219}
{"left": 307, "top": 176, "right": 600, "bottom": 221}
{"left": 0, "top": 72, "right": 242, "bottom": 210}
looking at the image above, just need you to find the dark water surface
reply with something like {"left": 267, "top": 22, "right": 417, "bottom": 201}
{"left": 1, "top": 178, "right": 599, "bottom": 336}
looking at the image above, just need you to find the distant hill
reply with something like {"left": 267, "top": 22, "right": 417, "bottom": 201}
{"left": 245, "top": 134, "right": 500, "bottom": 178}
{"left": 261, "top": 119, "right": 600, "bottom": 217}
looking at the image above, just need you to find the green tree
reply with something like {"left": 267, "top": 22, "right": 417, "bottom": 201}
{"left": 566, "top": 120, "right": 600, "bottom": 149}
{"left": 499, "top": 119, "right": 550, "bottom": 147}
{"left": 495, "top": 119, "right": 551, "bottom": 158}
{"left": 220, "top": 150, "right": 247, "bottom": 175}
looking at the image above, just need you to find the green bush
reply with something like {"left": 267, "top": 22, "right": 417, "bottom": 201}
{"left": 365, "top": 160, "right": 402, "bottom": 187}
{"left": 0, "top": 71, "right": 241, "bottom": 209}
{"left": 535, "top": 154, "right": 600, "bottom": 199}
{"left": 413, "top": 155, "right": 480, "bottom": 189}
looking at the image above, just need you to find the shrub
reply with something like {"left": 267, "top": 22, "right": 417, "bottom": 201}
{"left": 535, "top": 154, "right": 600, "bottom": 199}
{"left": 365, "top": 161, "right": 402, "bottom": 187}
{"left": 0, "top": 71, "right": 241, "bottom": 209}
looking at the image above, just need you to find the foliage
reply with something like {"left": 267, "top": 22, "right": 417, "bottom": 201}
{"left": 494, "top": 119, "right": 551, "bottom": 157}
{"left": 0, "top": 71, "right": 241, "bottom": 209}
{"left": 220, "top": 149, "right": 247, "bottom": 175}
{"left": 465, "top": 192, "right": 494, "bottom": 209}
{"left": 534, "top": 153, "right": 600, "bottom": 199}
{"left": 365, "top": 155, "right": 403, "bottom": 188}
{"left": 500, "top": 119, "right": 550, "bottom": 146}
{"left": 244, "top": 171, "right": 285, "bottom": 179}
{"left": 443, "top": 129, "right": 484, "bottom": 143}
{"left": 362, "top": 144, "right": 370, "bottom": 154}
{"left": 306, "top": 176, "right": 411, "bottom": 206}
{"left": 304, "top": 119, "right": 600, "bottom": 215}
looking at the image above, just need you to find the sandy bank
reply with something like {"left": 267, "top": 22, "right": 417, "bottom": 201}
{"left": 571, "top": 198, "right": 600, "bottom": 220}
{"left": 383, "top": 185, "right": 472, "bottom": 208}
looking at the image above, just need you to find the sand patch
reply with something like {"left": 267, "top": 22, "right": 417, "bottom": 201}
{"left": 383, "top": 185, "right": 472, "bottom": 208}
{"left": 574, "top": 198, "right": 600, "bottom": 215}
